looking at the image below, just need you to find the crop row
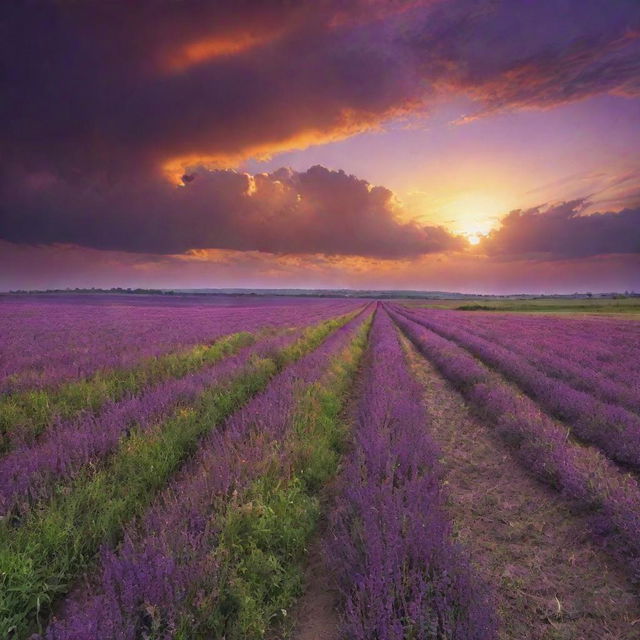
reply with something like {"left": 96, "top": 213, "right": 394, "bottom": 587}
{"left": 327, "top": 309, "right": 497, "bottom": 639}
{"left": 0, "top": 309, "right": 364, "bottom": 638}
{"left": 0, "top": 330, "right": 303, "bottom": 519}
{"left": 40, "top": 309, "right": 372, "bottom": 639}
{"left": 443, "top": 311, "right": 640, "bottom": 391}
{"left": 440, "top": 312, "right": 640, "bottom": 414}
{"left": 456, "top": 311, "right": 640, "bottom": 375}
{"left": 448, "top": 307, "right": 640, "bottom": 343}
{"left": 0, "top": 331, "right": 258, "bottom": 454}
{"left": 0, "top": 298, "right": 360, "bottom": 393}
{"left": 397, "top": 306, "right": 640, "bottom": 470}
{"left": 390, "top": 306, "right": 640, "bottom": 585}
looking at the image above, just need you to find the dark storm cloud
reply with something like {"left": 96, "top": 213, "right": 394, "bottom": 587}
{"left": 481, "top": 200, "right": 640, "bottom": 258}
{"left": 1, "top": 0, "right": 639, "bottom": 258}
{"left": 0, "top": 165, "right": 463, "bottom": 258}
{"left": 2, "top": 0, "right": 639, "bottom": 178}
{"left": 0, "top": 0, "right": 425, "bottom": 178}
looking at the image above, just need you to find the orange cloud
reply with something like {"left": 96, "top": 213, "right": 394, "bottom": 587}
{"left": 162, "top": 107, "right": 393, "bottom": 183}
{"left": 166, "top": 29, "right": 283, "bottom": 72}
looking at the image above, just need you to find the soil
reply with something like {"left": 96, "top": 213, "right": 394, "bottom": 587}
{"left": 400, "top": 332, "right": 640, "bottom": 640}
{"left": 288, "top": 528, "right": 341, "bottom": 640}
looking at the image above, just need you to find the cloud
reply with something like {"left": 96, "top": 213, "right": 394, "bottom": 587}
{"left": 3, "top": 240, "right": 638, "bottom": 294}
{"left": 0, "top": 165, "right": 463, "bottom": 258}
{"left": 0, "top": 1, "right": 425, "bottom": 181}
{"left": 429, "top": 0, "right": 640, "bottom": 118}
{"left": 1, "top": 0, "right": 638, "bottom": 182}
{"left": 481, "top": 200, "right": 640, "bottom": 258}
{"left": 2, "top": 0, "right": 639, "bottom": 268}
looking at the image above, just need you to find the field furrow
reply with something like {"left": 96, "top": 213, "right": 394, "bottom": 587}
{"left": 426, "top": 313, "right": 640, "bottom": 413}
{"left": 326, "top": 308, "right": 498, "bottom": 639}
{"left": 0, "top": 309, "right": 364, "bottom": 639}
{"left": 396, "top": 305, "right": 640, "bottom": 470}
{"left": 398, "top": 326, "right": 640, "bottom": 639}
{"left": 390, "top": 307, "right": 640, "bottom": 584}
{"left": 0, "top": 331, "right": 257, "bottom": 455}
{"left": 0, "top": 298, "right": 361, "bottom": 393}
{"left": 39, "top": 309, "right": 372, "bottom": 640}
{"left": 0, "top": 330, "right": 303, "bottom": 520}
{"left": 0, "top": 301, "right": 361, "bottom": 448}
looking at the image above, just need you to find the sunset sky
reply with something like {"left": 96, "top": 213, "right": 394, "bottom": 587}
{"left": 1, "top": 0, "right": 639, "bottom": 293}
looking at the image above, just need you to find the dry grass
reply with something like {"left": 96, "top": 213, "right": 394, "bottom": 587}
{"left": 401, "top": 333, "right": 640, "bottom": 640}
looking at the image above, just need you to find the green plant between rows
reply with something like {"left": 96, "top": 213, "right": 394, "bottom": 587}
{"left": 0, "top": 331, "right": 259, "bottom": 452}
{"left": 177, "top": 315, "right": 371, "bottom": 639}
{"left": 0, "top": 312, "right": 357, "bottom": 639}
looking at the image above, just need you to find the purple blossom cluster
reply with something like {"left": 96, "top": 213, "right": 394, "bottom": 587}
{"left": 431, "top": 311, "right": 640, "bottom": 412}
{"left": 390, "top": 307, "right": 640, "bottom": 581}
{"left": 0, "top": 297, "right": 361, "bottom": 393}
{"left": 0, "top": 330, "right": 303, "bottom": 519}
{"left": 398, "top": 307, "right": 640, "bottom": 470}
{"left": 41, "top": 309, "right": 372, "bottom": 640}
{"left": 327, "top": 308, "right": 498, "bottom": 640}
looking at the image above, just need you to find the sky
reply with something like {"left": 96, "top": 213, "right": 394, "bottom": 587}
{"left": 1, "top": 0, "right": 639, "bottom": 293}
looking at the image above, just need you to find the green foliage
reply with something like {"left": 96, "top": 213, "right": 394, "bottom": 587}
{"left": 0, "top": 331, "right": 255, "bottom": 452}
{"left": 0, "top": 313, "right": 355, "bottom": 639}
{"left": 209, "top": 479, "right": 319, "bottom": 639}
{"left": 452, "top": 299, "right": 640, "bottom": 313}
{"left": 186, "top": 316, "right": 372, "bottom": 639}
{"left": 0, "top": 361, "right": 274, "bottom": 638}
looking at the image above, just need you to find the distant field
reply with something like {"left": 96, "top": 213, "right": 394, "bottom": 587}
{"left": 406, "top": 296, "right": 640, "bottom": 313}
{"left": 1, "top": 294, "right": 640, "bottom": 639}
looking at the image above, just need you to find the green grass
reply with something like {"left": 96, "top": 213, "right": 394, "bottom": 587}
{"left": 180, "top": 315, "right": 371, "bottom": 639}
{"left": 0, "top": 313, "right": 356, "bottom": 639}
{"left": 405, "top": 297, "right": 640, "bottom": 314}
{"left": 0, "top": 331, "right": 258, "bottom": 452}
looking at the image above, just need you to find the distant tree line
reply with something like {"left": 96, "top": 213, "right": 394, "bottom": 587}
{"left": 7, "top": 287, "right": 174, "bottom": 295}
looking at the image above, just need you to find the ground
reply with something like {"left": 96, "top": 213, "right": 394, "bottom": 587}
{"left": 401, "top": 332, "right": 640, "bottom": 640}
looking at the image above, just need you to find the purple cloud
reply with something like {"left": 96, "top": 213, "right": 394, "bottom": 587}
{"left": 1, "top": 0, "right": 638, "bottom": 181}
{"left": 0, "top": 165, "right": 463, "bottom": 258}
{"left": 1, "top": 0, "right": 639, "bottom": 263}
{"left": 481, "top": 200, "right": 640, "bottom": 258}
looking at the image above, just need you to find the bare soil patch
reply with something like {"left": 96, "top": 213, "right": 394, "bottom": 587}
{"left": 288, "top": 528, "right": 341, "bottom": 640}
{"left": 401, "top": 334, "right": 640, "bottom": 640}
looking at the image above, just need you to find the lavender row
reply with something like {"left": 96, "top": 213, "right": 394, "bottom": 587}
{"left": 327, "top": 309, "right": 497, "bottom": 640}
{"left": 397, "top": 306, "right": 640, "bottom": 470}
{"left": 459, "top": 311, "right": 640, "bottom": 378}
{"left": 452, "top": 311, "right": 640, "bottom": 383}
{"left": 0, "top": 297, "right": 360, "bottom": 393}
{"left": 390, "top": 308, "right": 640, "bottom": 582}
{"left": 41, "top": 309, "right": 372, "bottom": 639}
{"left": 0, "top": 332, "right": 254, "bottom": 449}
{"left": 0, "top": 330, "right": 303, "bottom": 519}
{"left": 428, "top": 311, "right": 640, "bottom": 414}
{"left": 455, "top": 307, "right": 640, "bottom": 342}
{"left": 447, "top": 309, "right": 640, "bottom": 362}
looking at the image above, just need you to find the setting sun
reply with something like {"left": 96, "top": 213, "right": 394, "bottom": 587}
{"left": 467, "top": 233, "right": 482, "bottom": 245}
{"left": 441, "top": 192, "right": 506, "bottom": 236}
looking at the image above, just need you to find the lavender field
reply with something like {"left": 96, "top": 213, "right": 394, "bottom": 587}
{"left": 1, "top": 295, "right": 640, "bottom": 639}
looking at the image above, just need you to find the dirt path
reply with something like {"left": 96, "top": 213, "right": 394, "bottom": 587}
{"left": 288, "top": 527, "right": 340, "bottom": 640}
{"left": 401, "top": 333, "right": 640, "bottom": 640}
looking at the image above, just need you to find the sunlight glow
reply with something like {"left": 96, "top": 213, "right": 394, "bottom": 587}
{"left": 441, "top": 192, "right": 505, "bottom": 236}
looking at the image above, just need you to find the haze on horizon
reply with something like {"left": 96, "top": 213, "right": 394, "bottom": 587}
{"left": 1, "top": 0, "right": 639, "bottom": 294}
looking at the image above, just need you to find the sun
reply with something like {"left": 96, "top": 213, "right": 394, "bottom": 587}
{"left": 467, "top": 233, "right": 482, "bottom": 245}
{"left": 440, "top": 191, "right": 504, "bottom": 241}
